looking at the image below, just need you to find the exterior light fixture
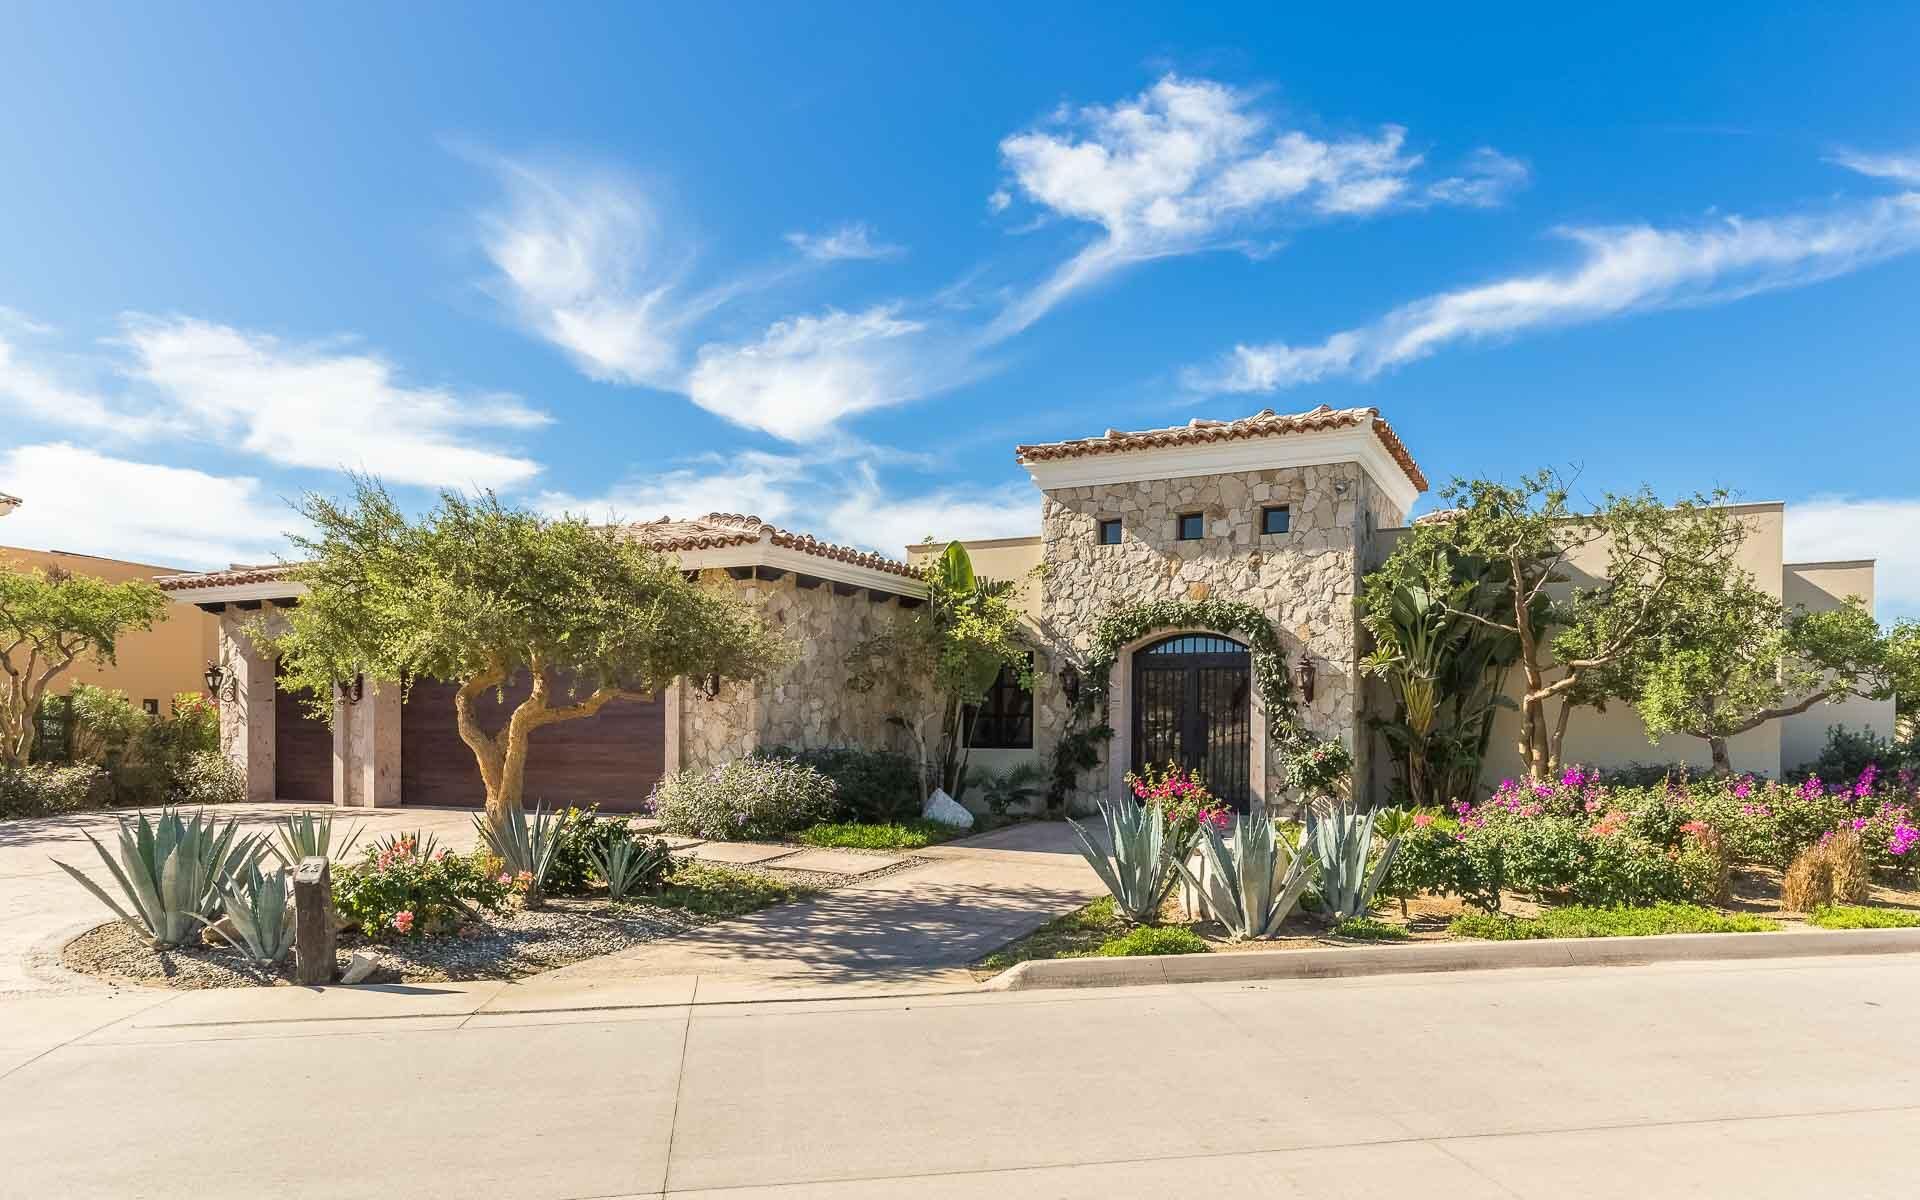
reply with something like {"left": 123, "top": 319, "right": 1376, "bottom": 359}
{"left": 1060, "top": 666, "right": 1081, "bottom": 707}
{"left": 203, "top": 661, "right": 238, "bottom": 703}
{"left": 338, "top": 674, "right": 365, "bottom": 705}
{"left": 1294, "top": 652, "right": 1316, "bottom": 704}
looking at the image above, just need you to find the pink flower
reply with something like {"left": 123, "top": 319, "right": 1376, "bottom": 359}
{"left": 391, "top": 910, "right": 414, "bottom": 935}
{"left": 1411, "top": 812, "right": 1434, "bottom": 828}
{"left": 498, "top": 871, "right": 512, "bottom": 885}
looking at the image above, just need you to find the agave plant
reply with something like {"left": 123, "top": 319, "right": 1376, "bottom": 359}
{"left": 590, "top": 836, "right": 671, "bottom": 902}
{"left": 1178, "top": 815, "right": 1316, "bottom": 940}
{"left": 273, "top": 810, "right": 365, "bottom": 865}
{"left": 52, "top": 807, "right": 263, "bottom": 948}
{"left": 367, "top": 829, "right": 442, "bottom": 863}
{"left": 1306, "top": 799, "right": 1403, "bottom": 922}
{"left": 475, "top": 802, "right": 561, "bottom": 904}
{"left": 1068, "top": 796, "right": 1171, "bottom": 923}
{"left": 203, "top": 863, "right": 296, "bottom": 965}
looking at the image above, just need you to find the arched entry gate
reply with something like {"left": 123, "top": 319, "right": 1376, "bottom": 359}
{"left": 1130, "top": 634, "right": 1253, "bottom": 810}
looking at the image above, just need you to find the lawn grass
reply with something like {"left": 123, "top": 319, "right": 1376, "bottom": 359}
{"left": 629, "top": 861, "right": 816, "bottom": 919}
{"left": 796, "top": 819, "right": 962, "bottom": 850}
{"left": 1331, "top": 916, "right": 1411, "bottom": 941}
{"left": 1805, "top": 904, "right": 1920, "bottom": 930}
{"left": 1094, "top": 925, "right": 1210, "bottom": 956}
{"left": 1450, "top": 902, "right": 1778, "bottom": 941}
{"left": 976, "top": 896, "right": 1132, "bottom": 972}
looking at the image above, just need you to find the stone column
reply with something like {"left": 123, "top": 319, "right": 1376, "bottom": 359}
{"left": 358, "top": 681, "right": 401, "bottom": 807}
{"left": 218, "top": 612, "right": 276, "bottom": 803}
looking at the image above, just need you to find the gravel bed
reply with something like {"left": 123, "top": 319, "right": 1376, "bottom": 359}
{"left": 62, "top": 898, "right": 707, "bottom": 990}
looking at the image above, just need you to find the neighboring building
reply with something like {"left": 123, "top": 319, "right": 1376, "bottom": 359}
{"left": 2, "top": 545, "right": 219, "bottom": 717}
{"left": 0, "top": 492, "right": 20, "bottom": 518}
{"left": 157, "top": 404, "right": 1895, "bottom": 811}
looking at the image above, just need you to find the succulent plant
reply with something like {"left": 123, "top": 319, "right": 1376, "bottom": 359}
{"left": 475, "top": 802, "right": 561, "bottom": 903}
{"left": 1307, "top": 799, "right": 1403, "bottom": 921}
{"left": 1178, "top": 814, "right": 1315, "bottom": 939}
{"left": 204, "top": 863, "right": 296, "bottom": 965}
{"left": 52, "top": 807, "right": 263, "bottom": 948}
{"left": 273, "top": 810, "right": 365, "bottom": 865}
{"left": 1068, "top": 796, "right": 1172, "bottom": 923}
{"left": 589, "top": 836, "right": 671, "bottom": 901}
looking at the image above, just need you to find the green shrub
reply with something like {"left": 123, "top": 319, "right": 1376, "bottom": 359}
{"left": 796, "top": 819, "right": 955, "bottom": 850}
{"left": 0, "top": 762, "right": 110, "bottom": 818}
{"left": 771, "top": 745, "right": 919, "bottom": 824}
{"left": 167, "top": 750, "right": 246, "bottom": 805}
{"left": 332, "top": 836, "right": 511, "bottom": 938}
{"left": 1450, "top": 903, "right": 1777, "bottom": 940}
{"left": 631, "top": 860, "right": 808, "bottom": 917}
{"left": 1094, "top": 925, "right": 1210, "bottom": 956}
{"left": 1332, "top": 916, "right": 1410, "bottom": 941}
{"left": 651, "top": 756, "right": 839, "bottom": 841}
{"left": 68, "top": 686, "right": 231, "bottom": 807}
{"left": 1806, "top": 725, "right": 1915, "bottom": 783}
{"left": 541, "top": 806, "right": 643, "bottom": 895}
{"left": 1805, "top": 904, "right": 1920, "bottom": 929}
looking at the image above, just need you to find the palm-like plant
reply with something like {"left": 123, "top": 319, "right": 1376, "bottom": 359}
{"left": 52, "top": 807, "right": 263, "bottom": 948}
{"left": 1306, "top": 799, "right": 1403, "bottom": 922}
{"left": 475, "top": 801, "right": 561, "bottom": 905}
{"left": 1178, "top": 815, "right": 1315, "bottom": 940}
{"left": 204, "top": 863, "right": 296, "bottom": 965}
{"left": 1068, "top": 796, "right": 1172, "bottom": 923}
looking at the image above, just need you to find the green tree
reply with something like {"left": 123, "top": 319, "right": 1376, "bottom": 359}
{"left": 847, "top": 541, "right": 1031, "bottom": 801}
{"left": 0, "top": 564, "right": 170, "bottom": 767}
{"left": 1632, "top": 575, "right": 1897, "bottom": 772}
{"left": 271, "top": 478, "right": 787, "bottom": 823}
{"left": 1398, "top": 472, "right": 1747, "bottom": 781}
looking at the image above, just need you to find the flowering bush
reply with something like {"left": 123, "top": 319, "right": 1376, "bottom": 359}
{"left": 650, "top": 756, "right": 839, "bottom": 841}
{"left": 1279, "top": 736, "right": 1353, "bottom": 802}
{"left": 331, "top": 835, "right": 512, "bottom": 938}
{"left": 1123, "top": 762, "right": 1233, "bottom": 850}
{"left": 542, "top": 805, "right": 649, "bottom": 895}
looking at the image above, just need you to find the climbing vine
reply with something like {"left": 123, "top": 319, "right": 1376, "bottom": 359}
{"left": 1075, "top": 597, "right": 1298, "bottom": 732}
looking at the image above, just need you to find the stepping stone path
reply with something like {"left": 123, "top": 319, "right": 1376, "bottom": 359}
{"left": 683, "top": 841, "right": 803, "bottom": 866}
{"left": 771, "top": 849, "right": 906, "bottom": 877}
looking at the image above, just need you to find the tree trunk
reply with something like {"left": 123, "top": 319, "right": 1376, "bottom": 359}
{"left": 1707, "top": 736, "right": 1733, "bottom": 775}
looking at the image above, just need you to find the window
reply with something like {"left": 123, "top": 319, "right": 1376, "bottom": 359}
{"left": 1261, "top": 505, "right": 1291, "bottom": 535}
{"left": 141, "top": 698, "right": 160, "bottom": 715}
{"left": 1176, "top": 512, "right": 1205, "bottom": 541}
{"left": 965, "top": 658, "right": 1033, "bottom": 749}
{"left": 1097, "top": 518, "right": 1123, "bottom": 545}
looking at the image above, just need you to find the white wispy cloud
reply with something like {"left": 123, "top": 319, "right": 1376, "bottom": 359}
{"left": 986, "top": 75, "right": 1510, "bottom": 337}
{"left": 536, "top": 449, "right": 809, "bottom": 527}
{"left": 0, "top": 443, "right": 293, "bottom": 569}
{"left": 818, "top": 464, "right": 1038, "bottom": 555}
{"left": 1192, "top": 193, "right": 1920, "bottom": 393}
{"left": 784, "top": 222, "right": 904, "bottom": 262}
{"left": 1830, "top": 147, "right": 1920, "bottom": 186}
{"left": 123, "top": 317, "right": 548, "bottom": 489}
{"left": 1427, "top": 147, "right": 1531, "bottom": 208}
{"left": 1785, "top": 497, "right": 1920, "bottom": 621}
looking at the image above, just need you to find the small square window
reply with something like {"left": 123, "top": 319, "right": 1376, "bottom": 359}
{"left": 1261, "top": 505, "right": 1291, "bottom": 535}
{"left": 141, "top": 698, "right": 160, "bottom": 715}
{"left": 1176, "top": 512, "right": 1205, "bottom": 541}
{"left": 1097, "top": 518, "right": 1122, "bottom": 545}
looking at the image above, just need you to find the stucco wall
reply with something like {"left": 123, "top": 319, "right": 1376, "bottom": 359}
{"left": 1779, "top": 560, "right": 1896, "bottom": 770}
{"left": 4, "top": 546, "right": 218, "bottom": 712}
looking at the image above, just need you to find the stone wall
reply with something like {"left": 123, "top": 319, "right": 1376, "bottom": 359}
{"left": 676, "top": 570, "right": 925, "bottom": 772}
{"left": 1037, "top": 462, "right": 1389, "bottom": 813}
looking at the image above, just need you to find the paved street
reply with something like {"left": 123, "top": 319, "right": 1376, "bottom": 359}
{"left": 5, "top": 953, "right": 1917, "bottom": 1198}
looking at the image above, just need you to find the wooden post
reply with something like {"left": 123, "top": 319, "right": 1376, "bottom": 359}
{"left": 292, "top": 855, "right": 337, "bottom": 986}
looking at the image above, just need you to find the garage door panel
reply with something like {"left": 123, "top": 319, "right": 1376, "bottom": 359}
{"left": 400, "top": 676, "right": 665, "bottom": 811}
{"left": 274, "top": 682, "right": 333, "bottom": 805}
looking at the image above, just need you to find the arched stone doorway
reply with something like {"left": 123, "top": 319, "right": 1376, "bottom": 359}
{"left": 1125, "top": 632, "right": 1255, "bottom": 811}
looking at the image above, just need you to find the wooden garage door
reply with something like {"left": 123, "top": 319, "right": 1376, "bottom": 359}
{"left": 400, "top": 676, "right": 666, "bottom": 811}
{"left": 274, "top": 681, "right": 334, "bottom": 804}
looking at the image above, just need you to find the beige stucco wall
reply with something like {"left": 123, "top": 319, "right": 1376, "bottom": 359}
{"left": 4, "top": 546, "right": 218, "bottom": 712}
{"left": 1780, "top": 559, "right": 1896, "bottom": 770}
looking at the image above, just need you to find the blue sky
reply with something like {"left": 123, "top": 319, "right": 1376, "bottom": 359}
{"left": 2, "top": 5, "right": 1917, "bottom": 611}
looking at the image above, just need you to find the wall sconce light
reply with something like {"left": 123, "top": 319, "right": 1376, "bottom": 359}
{"left": 1060, "top": 666, "right": 1081, "bottom": 708}
{"left": 338, "top": 674, "right": 365, "bottom": 705}
{"left": 203, "top": 661, "right": 238, "bottom": 703}
{"left": 1294, "top": 652, "right": 1316, "bottom": 704}
{"left": 699, "top": 673, "right": 722, "bottom": 699}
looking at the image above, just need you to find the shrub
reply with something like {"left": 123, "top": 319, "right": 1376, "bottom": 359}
{"left": 1094, "top": 925, "right": 1209, "bottom": 956}
{"left": 771, "top": 745, "right": 919, "bottom": 824}
{"left": 331, "top": 836, "right": 511, "bottom": 938}
{"left": 0, "top": 762, "right": 110, "bottom": 818}
{"left": 1806, "top": 904, "right": 1920, "bottom": 929}
{"left": 70, "top": 687, "right": 226, "bottom": 807}
{"left": 1332, "top": 916, "right": 1410, "bottom": 941}
{"left": 1450, "top": 903, "right": 1776, "bottom": 940}
{"left": 1781, "top": 846, "right": 1832, "bottom": 912}
{"left": 541, "top": 806, "right": 643, "bottom": 895}
{"left": 796, "top": 819, "right": 955, "bottom": 850}
{"left": 651, "top": 756, "right": 839, "bottom": 841}
{"left": 167, "top": 750, "right": 246, "bottom": 806}
{"left": 966, "top": 762, "right": 1046, "bottom": 816}
{"left": 1805, "top": 725, "right": 1915, "bottom": 783}
{"left": 1823, "top": 828, "right": 1872, "bottom": 904}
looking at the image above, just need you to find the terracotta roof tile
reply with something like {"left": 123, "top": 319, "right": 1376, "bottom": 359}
{"left": 1014, "top": 404, "right": 1428, "bottom": 492}
{"left": 155, "top": 563, "right": 297, "bottom": 591}
{"left": 625, "top": 513, "right": 919, "bottom": 578}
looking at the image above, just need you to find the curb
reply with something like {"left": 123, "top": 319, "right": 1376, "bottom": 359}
{"left": 984, "top": 927, "right": 1920, "bottom": 992}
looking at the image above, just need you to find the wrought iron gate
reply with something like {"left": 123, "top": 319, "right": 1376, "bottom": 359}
{"left": 1131, "top": 634, "right": 1253, "bottom": 810}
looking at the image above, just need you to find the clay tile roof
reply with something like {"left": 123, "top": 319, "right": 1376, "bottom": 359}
{"left": 624, "top": 513, "right": 918, "bottom": 578}
{"left": 154, "top": 563, "right": 299, "bottom": 591}
{"left": 1014, "top": 403, "right": 1428, "bottom": 492}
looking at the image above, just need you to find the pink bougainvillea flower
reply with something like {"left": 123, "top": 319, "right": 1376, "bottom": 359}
{"left": 392, "top": 910, "right": 415, "bottom": 935}
{"left": 1411, "top": 811, "right": 1434, "bottom": 828}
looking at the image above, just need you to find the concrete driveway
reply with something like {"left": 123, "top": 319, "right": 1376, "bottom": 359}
{"left": 3, "top": 953, "right": 1916, "bottom": 1197}
{"left": 0, "top": 802, "right": 482, "bottom": 997}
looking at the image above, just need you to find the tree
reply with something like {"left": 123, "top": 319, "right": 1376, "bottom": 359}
{"left": 846, "top": 541, "right": 1031, "bottom": 801}
{"left": 272, "top": 478, "right": 787, "bottom": 823}
{"left": 1400, "top": 471, "right": 1747, "bottom": 781}
{"left": 1631, "top": 575, "right": 1896, "bottom": 772}
{"left": 0, "top": 564, "right": 169, "bottom": 767}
